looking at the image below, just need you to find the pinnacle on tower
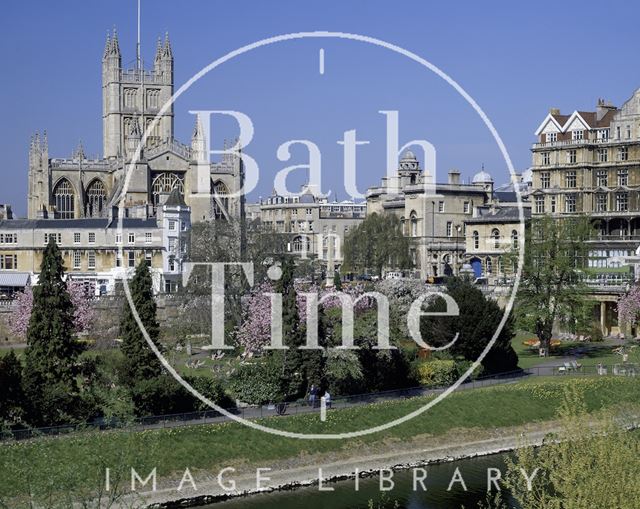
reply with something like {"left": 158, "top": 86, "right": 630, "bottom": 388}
{"left": 154, "top": 36, "right": 163, "bottom": 62}
{"left": 111, "top": 27, "right": 121, "bottom": 56}
{"left": 163, "top": 32, "right": 173, "bottom": 59}
{"left": 103, "top": 31, "right": 112, "bottom": 59}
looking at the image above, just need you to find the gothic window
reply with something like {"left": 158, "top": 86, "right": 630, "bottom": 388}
{"left": 146, "top": 89, "right": 159, "bottom": 109}
{"left": 151, "top": 173, "right": 184, "bottom": 207}
{"left": 53, "top": 179, "right": 75, "bottom": 219}
{"left": 145, "top": 118, "right": 161, "bottom": 147}
{"left": 124, "top": 88, "right": 137, "bottom": 109}
{"left": 86, "top": 179, "right": 106, "bottom": 217}
{"left": 211, "top": 180, "right": 229, "bottom": 220}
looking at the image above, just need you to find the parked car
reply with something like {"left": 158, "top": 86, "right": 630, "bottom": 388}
{"left": 385, "top": 271, "right": 403, "bottom": 280}
{"left": 474, "top": 277, "right": 489, "bottom": 286}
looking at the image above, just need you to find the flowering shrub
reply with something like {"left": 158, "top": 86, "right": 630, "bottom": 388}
{"left": 9, "top": 281, "right": 94, "bottom": 338}
{"left": 235, "top": 281, "right": 375, "bottom": 354}
{"left": 618, "top": 284, "right": 640, "bottom": 326}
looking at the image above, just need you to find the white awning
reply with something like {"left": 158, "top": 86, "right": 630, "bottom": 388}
{"left": 0, "top": 271, "right": 30, "bottom": 287}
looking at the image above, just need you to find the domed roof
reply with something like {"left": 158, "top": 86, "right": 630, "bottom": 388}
{"left": 401, "top": 150, "right": 417, "bottom": 161}
{"left": 472, "top": 169, "right": 493, "bottom": 184}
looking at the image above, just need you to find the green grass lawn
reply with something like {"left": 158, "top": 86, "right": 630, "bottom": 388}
{"left": 512, "top": 330, "right": 640, "bottom": 370}
{"left": 2, "top": 375, "right": 639, "bottom": 504}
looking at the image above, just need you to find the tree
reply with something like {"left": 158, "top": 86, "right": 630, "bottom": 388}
{"left": 9, "top": 281, "right": 94, "bottom": 338}
{"left": 333, "top": 269, "right": 342, "bottom": 290}
{"left": 505, "top": 385, "right": 640, "bottom": 508}
{"left": 514, "top": 216, "right": 591, "bottom": 356}
{"left": 119, "top": 260, "right": 163, "bottom": 386}
{"left": 0, "top": 350, "right": 24, "bottom": 423}
{"left": 618, "top": 283, "right": 640, "bottom": 331}
{"left": 274, "top": 256, "right": 307, "bottom": 400}
{"left": 343, "top": 212, "right": 413, "bottom": 277}
{"left": 22, "top": 238, "right": 84, "bottom": 425}
{"left": 420, "top": 277, "right": 518, "bottom": 374}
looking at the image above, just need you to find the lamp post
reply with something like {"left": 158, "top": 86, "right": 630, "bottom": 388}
{"left": 455, "top": 224, "right": 462, "bottom": 275}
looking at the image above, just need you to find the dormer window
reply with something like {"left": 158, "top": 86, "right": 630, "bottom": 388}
{"left": 546, "top": 132, "right": 557, "bottom": 143}
{"left": 572, "top": 130, "right": 584, "bottom": 141}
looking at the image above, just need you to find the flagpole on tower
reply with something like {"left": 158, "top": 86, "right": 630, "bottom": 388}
{"left": 136, "top": 0, "right": 141, "bottom": 70}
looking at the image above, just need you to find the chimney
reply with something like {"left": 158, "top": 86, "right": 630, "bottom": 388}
{"left": 596, "top": 98, "right": 617, "bottom": 121}
{"left": 448, "top": 169, "right": 461, "bottom": 185}
{"left": 549, "top": 108, "right": 560, "bottom": 115}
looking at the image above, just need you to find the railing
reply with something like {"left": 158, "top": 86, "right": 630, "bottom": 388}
{"left": 532, "top": 138, "right": 613, "bottom": 149}
{"left": 3, "top": 364, "right": 636, "bottom": 442}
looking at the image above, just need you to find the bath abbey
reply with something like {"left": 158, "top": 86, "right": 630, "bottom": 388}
{"left": 27, "top": 29, "right": 244, "bottom": 224}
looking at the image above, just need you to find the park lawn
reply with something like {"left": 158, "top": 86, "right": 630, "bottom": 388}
{"left": 1, "top": 375, "right": 639, "bottom": 503}
{"left": 512, "top": 330, "right": 639, "bottom": 370}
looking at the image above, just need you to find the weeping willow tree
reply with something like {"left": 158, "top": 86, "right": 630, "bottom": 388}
{"left": 342, "top": 212, "right": 413, "bottom": 277}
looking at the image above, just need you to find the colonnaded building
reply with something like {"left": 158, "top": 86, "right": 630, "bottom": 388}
{"left": 0, "top": 29, "right": 243, "bottom": 296}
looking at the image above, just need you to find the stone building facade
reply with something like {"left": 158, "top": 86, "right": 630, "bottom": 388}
{"left": 530, "top": 88, "right": 640, "bottom": 335}
{"left": 366, "top": 151, "right": 498, "bottom": 279}
{"left": 257, "top": 185, "right": 366, "bottom": 272}
{"left": 27, "top": 29, "right": 244, "bottom": 225}
{"left": 0, "top": 189, "right": 190, "bottom": 295}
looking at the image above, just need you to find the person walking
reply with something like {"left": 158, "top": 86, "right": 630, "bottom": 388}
{"left": 308, "top": 384, "right": 317, "bottom": 407}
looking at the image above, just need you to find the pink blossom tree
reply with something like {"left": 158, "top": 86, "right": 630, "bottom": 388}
{"left": 235, "top": 282, "right": 374, "bottom": 355}
{"left": 9, "top": 281, "right": 95, "bottom": 338}
{"left": 618, "top": 284, "right": 640, "bottom": 327}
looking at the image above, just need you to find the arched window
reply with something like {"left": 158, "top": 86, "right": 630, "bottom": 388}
{"left": 211, "top": 180, "right": 229, "bottom": 220}
{"left": 410, "top": 211, "right": 418, "bottom": 237}
{"left": 85, "top": 179, "right": 106, "bottom": 217}
{"left": 151, "top": 173, "right": 184, "bottom": 207}
{"left": 491, "top": 228, "right": 500, "bottom": 249}
{"left": 472, "top": 230, "right": 479, "bottom": 250}
{"left": 511, "top": 229, "right": 519, "bottom": 249}
{"left": 292, "top": 235, "right": 310, "bottom": 253}
{"left": 400, "top": 217, "right": 405, "bottom": 236}
{"left": 486, "top": 257, "right": 493, "bottom": 274}
{"left": 53, "top": 179, "right": 75, "bottom": 219}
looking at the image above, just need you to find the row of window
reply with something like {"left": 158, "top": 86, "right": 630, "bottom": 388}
{"left": 44, "top": 232, "right": 157, "bottom": 245}
{"left": 69, "top": 250, "right": 154, "bottom": 270}
{"left": 0, "top": 234, "right": 17, "bottom": 244}
{"left": 534, "top": 193, "right": 631, "bottom": 214}
{"left": 123, "top": 88, "right": 161, "bottom": 109}
{"left": 541, "top": 146, "right": 628, "bottom": 165}
{"left": 471, "top": 230, "right": 519, "bottom": 250}
{"left": 539, "top": 168, "right": 629, "bottom": 189}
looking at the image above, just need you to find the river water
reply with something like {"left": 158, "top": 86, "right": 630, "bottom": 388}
{"left": 200, "top": 453, "right": 519, "bottom": 509}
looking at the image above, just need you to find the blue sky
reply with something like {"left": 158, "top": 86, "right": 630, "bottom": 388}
{"left": 1, "top": 0, "right": 639, "bottom": 216}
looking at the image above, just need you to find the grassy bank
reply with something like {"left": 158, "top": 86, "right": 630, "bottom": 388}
{"left": 1, "top": 375, "right": 639, "bottom": 506}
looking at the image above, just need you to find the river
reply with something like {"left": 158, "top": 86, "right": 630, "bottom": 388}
{"left": 198, "top": 453, "right": 519, "bottom": 509}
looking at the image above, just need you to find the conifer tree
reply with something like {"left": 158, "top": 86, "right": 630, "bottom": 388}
{"left": 333, "top": 270, "right": 342, "bottom": 290}
{"left": 119, "top": 260, "right": 163, "bottom": 385}
{"left": 0, "top": 350, "right": 24, "bottom": 423}
{"left": 22, "top": 238, "right": 83, "bottom": 424}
